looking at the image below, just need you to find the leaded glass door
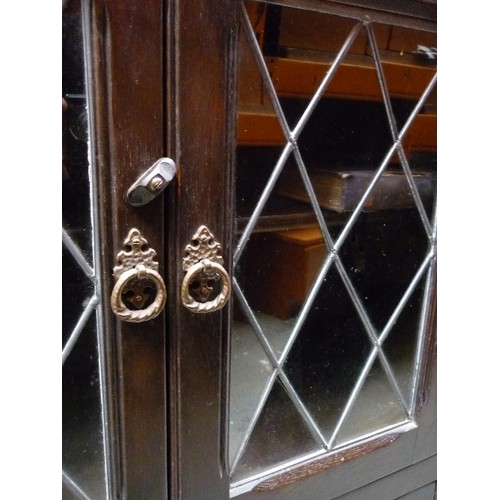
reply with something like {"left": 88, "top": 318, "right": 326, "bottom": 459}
{"left": 63, "top": 0, "right": 168, "bottom": 497}
{"left": 227, "top": 1, "right": 437, "bottom": 497}
{"left": 62, "top": 2, "right": 110, "bottom": 496}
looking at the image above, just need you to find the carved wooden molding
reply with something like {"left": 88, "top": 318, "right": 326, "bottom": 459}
{"left": 254, "top": 434, "right": 399, "bottom": 492}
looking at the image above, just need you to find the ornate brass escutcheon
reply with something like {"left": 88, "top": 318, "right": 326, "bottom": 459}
{"left": 181, "top": 226, "right": 231, "bottom": 313}
{"left": 111, "top": 228, "right": 167, "bottom": 322}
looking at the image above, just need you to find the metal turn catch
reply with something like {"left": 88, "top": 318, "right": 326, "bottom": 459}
{"left": 181, "top": 226, "right": 231, "bottom": 313}
{"left": 127, "top": 157, "right": 177, "bottom": 207}
{"left": 111, "top": 229, "right": 167, "bottom": 322}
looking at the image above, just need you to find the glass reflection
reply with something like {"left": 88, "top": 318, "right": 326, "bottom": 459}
{"left": 231, "top": 380, "right": 321, "bottom": 484}
{"left": 62, "top": 0, "right": 108, "bottom": 498}
{"left": 230, "top": 0, "right": 436, "bottom": 486}
{"left": 283, "top": 263, "right": 372, "bottom": 437}
{"left": 63, "top": 316, "right": 106, "bottom": 499}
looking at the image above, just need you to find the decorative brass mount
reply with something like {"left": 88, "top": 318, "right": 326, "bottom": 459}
{"left": 181, "top": 226, "right": 231, "bottom": 313}
{"left": 111, "top": 228, "right": 167, "bottom": 322}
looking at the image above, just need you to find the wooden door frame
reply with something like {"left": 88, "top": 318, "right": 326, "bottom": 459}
{"left": 165, "top": 0, "right": 239, "bottom": 497}
{"left": 87, "top": 0, "right": 168, "bottom": 497}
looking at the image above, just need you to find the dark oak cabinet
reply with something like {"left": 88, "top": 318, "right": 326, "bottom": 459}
{"left": 62, "top": 1, "right": 437, "bottom": 498}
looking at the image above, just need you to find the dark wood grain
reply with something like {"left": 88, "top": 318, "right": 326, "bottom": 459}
{"left": 165, "top": 0, "right": 238, "bottom": 498}
{"left": 88, "top": 0, "right": 168, "bottom": 497}
{"left": 255, "top": 434, "right": 399, "bottom": 491}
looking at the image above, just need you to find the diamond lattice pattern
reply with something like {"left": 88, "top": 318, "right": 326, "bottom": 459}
{"left": 230, "top": 1, "right": 436, "bottom": 483}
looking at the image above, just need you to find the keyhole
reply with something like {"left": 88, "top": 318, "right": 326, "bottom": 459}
{"left": 122, "top": 279, "right": 156, "bottom": 310}
{"left": 189, "top": 274, "right": 219, "bottom": 303}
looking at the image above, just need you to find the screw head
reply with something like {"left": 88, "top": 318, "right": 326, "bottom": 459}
{"left": 148, "top": 176, "right": 164, "bottom": 192}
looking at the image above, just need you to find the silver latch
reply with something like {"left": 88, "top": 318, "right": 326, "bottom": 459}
{"left": 127, "top": 157, "right": 177, "bottom": 207}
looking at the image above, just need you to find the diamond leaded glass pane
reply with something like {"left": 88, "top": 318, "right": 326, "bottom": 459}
{"left": 63, "top": 1, "right": 109, "bottom": 497}
{"left": 230, "top": 0, "right": 436, "bottom": 489}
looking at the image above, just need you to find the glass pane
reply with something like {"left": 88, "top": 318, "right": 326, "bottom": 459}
{"left": 283, "top": 263, "right": 372, "bottom": 437}
{"left": 338, "top": 206, "right": 429, "bottom": 332}
{"left": 382, "top": 278, "right": 427, "bottom": 408}
{"left": 62, "top": 245, "right": 95, "bottom": 348}
{"left": 230, "top": 0, "right": 436, "bottom": 488}
{"left": 63, "top": 316, "right": 107, "bottom": 499}
{"left": 231, "top": 380, "right": 321, "bottom": 484}
{"left": 334, "top": 357, "right": 408, "bottom": 446}
{"left": 63, "top": 0, "right": 108, "bottom": 497}
{"left": 63, "top": 0, "right": 93, "bottom": 263}
{"left": 230, "top": 310, "right": 275, "bottom": 468}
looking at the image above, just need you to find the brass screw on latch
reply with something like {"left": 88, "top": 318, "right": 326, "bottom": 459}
{"left": 127, "top": 157, "right": 177, "bottom": 207}
{"left": 148, "top": 176, "right": 164, "bottom": 192}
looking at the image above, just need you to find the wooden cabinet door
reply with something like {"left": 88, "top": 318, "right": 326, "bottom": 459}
{"left": 63, "top": 0, "right": 169, "bottom": 497}
{"left": 171, "top": 1, "right": 437, "bottom": 500}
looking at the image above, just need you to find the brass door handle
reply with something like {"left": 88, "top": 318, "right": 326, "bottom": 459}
{"left": 181, "top": 258, "right": 231, "bottom": 313}
{"left": 111, "top": 229, "right": 167, "bottom": 322}
{"left": 181, "top": 226, "right": 231, "bottom": 313}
